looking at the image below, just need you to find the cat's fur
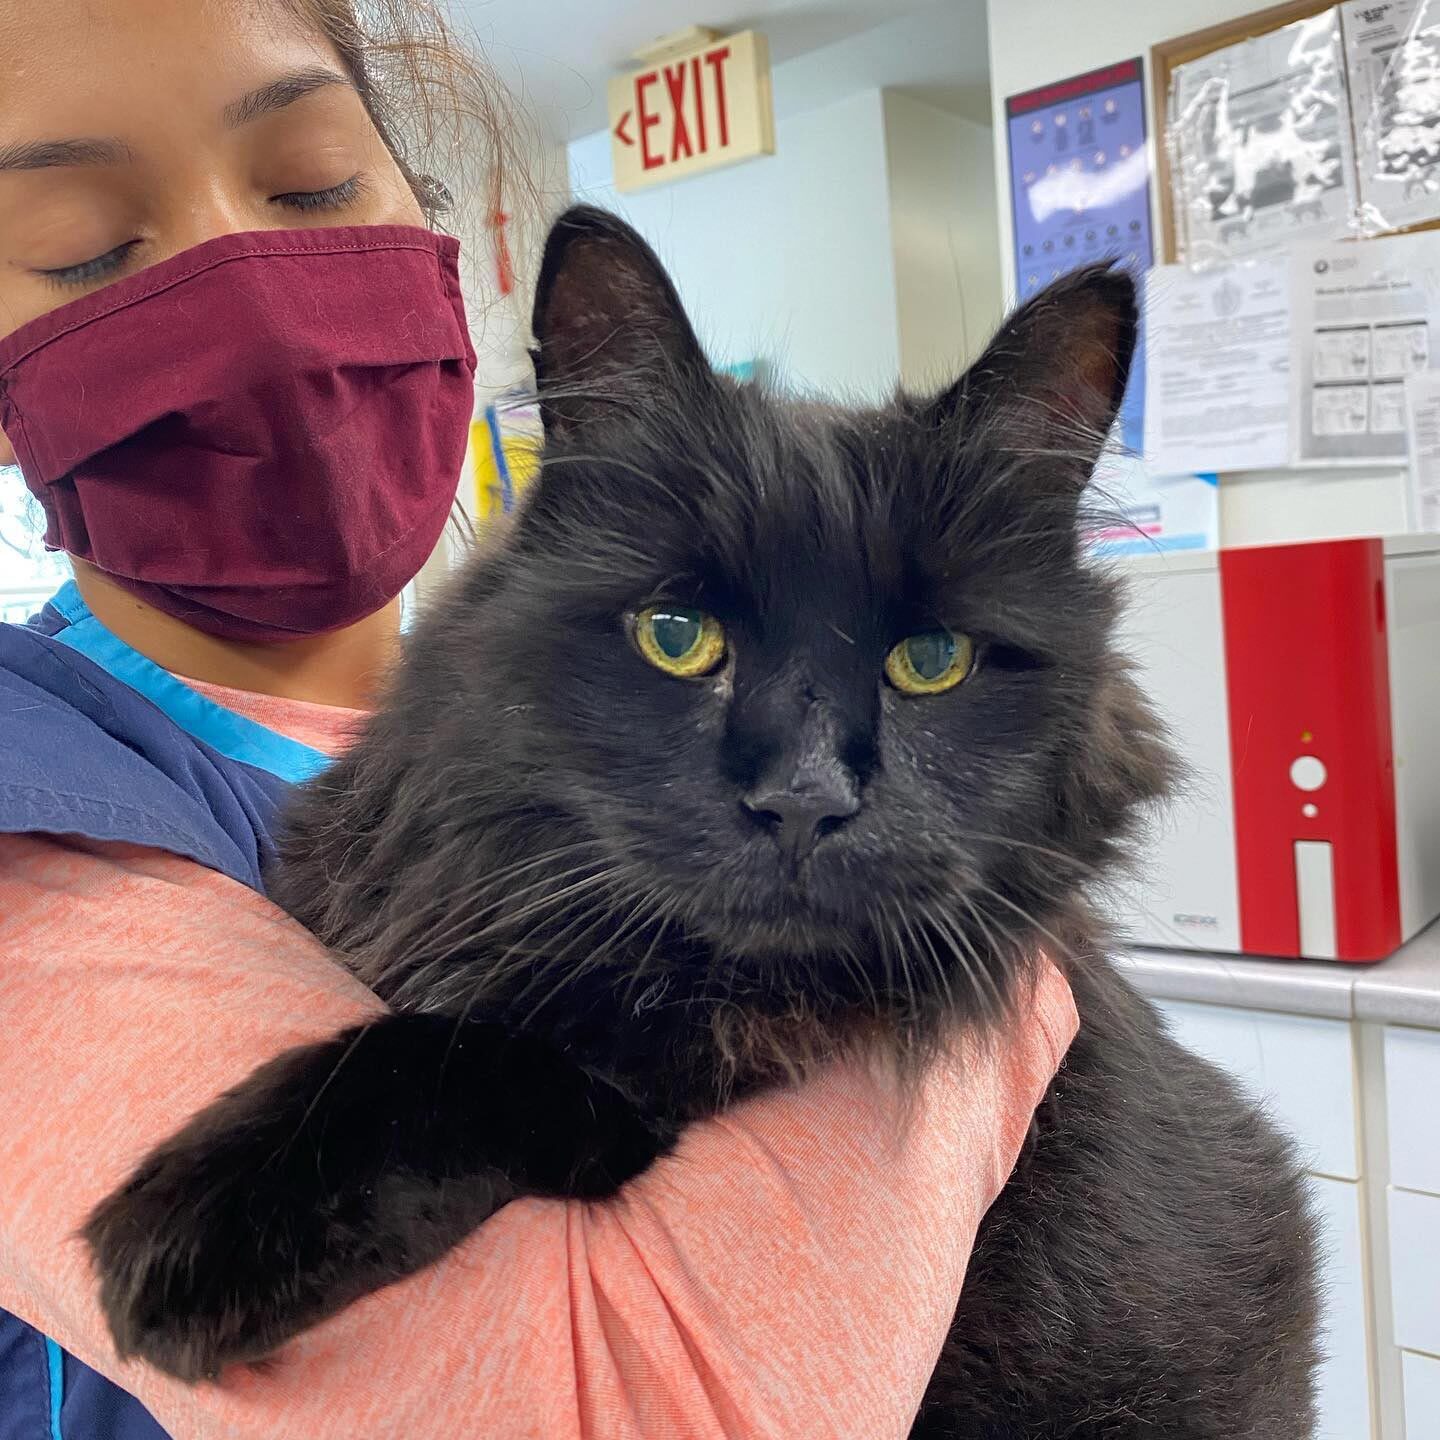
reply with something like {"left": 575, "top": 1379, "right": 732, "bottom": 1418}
{"left": 86, "top": 207, "right": 1320, "bottom": 1436}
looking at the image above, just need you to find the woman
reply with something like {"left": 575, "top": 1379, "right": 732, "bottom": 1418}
{"left": 0, "top": 1, "right": 1077, "bottom": 1436}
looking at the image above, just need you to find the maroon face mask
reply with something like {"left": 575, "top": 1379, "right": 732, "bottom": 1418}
{"left": 0, "top": 225, "right": 476, "bottom": 642}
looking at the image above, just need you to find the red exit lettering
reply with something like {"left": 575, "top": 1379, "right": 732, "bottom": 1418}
{"left": 705, "top": 45, "right": 731, "bottom": 149}
{"left": 665, "top": 63, "right": 691, "bottom": 161}
{"left": 618, "top": 44, "right": 735, "bottom": 174}
{"left": 635, "top": 69, "right": 662, "bottom": 171}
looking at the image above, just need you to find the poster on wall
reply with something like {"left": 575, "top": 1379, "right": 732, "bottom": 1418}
{"left": 1291, "top": 229, "right": 1440, "bottom": 464}
{"left": 470, "top": 382, "right": 543, "bottom": 524}
{"left": 1006, "top": 57, "right": 1155, "bottom": 457}
{"left": 1168, "top": 10, "right": 1356, "bottom": 265}
{"left": 1341, "top": 0, "right": 1440, "bottom": 234}
{"left": 1085, "top": 459, "right": 1220, "bottom": 556}
{"left": 1404, "top": 368, "right": 1440, "bottom": 527}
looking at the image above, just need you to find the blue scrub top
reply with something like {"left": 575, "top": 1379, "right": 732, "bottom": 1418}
{"left": 0, "top": 582, "right": 327, "bottom": 1438}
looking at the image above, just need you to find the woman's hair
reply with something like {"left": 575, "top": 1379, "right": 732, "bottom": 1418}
{"left": 290, "top": 0, "right": 535, "bottom": 232}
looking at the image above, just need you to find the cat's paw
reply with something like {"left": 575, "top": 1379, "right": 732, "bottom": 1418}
{"left": 83, "top": 1141, "right": 328, "bottom": 1382}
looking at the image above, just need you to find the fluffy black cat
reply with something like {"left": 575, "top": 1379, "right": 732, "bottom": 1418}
{"left": 85, "top": 207, "right": 1320, "bottom": 1437}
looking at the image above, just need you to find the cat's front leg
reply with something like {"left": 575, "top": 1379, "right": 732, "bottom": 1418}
{"left": 83, "top": 1014, "right": 668, "bottom": 1382}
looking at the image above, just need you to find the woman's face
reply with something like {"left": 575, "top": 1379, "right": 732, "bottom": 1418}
{"left": 0, "top": 0, "right": 426, "bottom": 464}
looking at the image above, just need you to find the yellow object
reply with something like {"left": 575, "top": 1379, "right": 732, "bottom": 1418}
{"left": 885, "top": 631, "right": 975, "bottom": 695}
{"left": 633, "top": 607, "right": 727, "bottom": 678}
{"left": 471, "top": 414, "right": 541, "bottom": 524}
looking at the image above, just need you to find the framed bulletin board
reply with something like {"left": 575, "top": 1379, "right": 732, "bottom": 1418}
{"left": 1151, "top": 0, "right": 1346, "bottom": 262}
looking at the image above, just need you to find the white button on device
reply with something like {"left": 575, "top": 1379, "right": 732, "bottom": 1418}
{"left": 1290, "top": 755, "right": 1328, "bottom": 792}
{"left": 1295, "top": 840, "right": 1338, "bottom": 960}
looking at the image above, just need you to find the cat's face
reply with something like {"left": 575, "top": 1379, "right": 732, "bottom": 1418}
{"left": 464, "top": 209, "right": 1169, "bottom": 991}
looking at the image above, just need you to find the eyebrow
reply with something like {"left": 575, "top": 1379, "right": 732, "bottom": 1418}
{"left": 222, "top": 65, "right": 354, "bottom": 129}
{"left": 0, "top": 138, "right": 132, "bottom": 172}
{"left": 0, "top": 66, "right": 354, "bottom": 175}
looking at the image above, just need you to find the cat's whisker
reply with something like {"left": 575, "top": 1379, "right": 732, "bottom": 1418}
{"left": 948, "top": 830, "right": 1100, "bottom": 878}
{"left": 892, "top": 904, "right": 938, "bottom": 1031}
{"left": 492, "top": 898, "right": 618, "bottom": 1005}
{"left": 628, "top": 894, "right": 689, "bottom": 1014}
{"left": 513, "top": 890, "right": 641, "bottom": 1027}
{"left": 831, "top": 929, "right": 880, "bottom": 1018}
{"left": 957, "top": 890, "right": 1026, "bottom": 970}
{"left": 414, "top": 860, "right": 616, "bottom": 964}
{"left": 614, "top": 888, "right": 684, "bottom": 1016}
{"left": 269, "top": 1020, "right": 379, "bottom": 1167}
{"left": 948, "top": 896, "right": 1023, "bottom": 1024}
{"left": 909, "top": 905, "right": 966, "bottom": 1014}
{"left": 506, "top": 890, "right": 668, "bottom": 1025}
{"left": 382, "top": 864, "right": 623, "bottom": 1011}
{"left": 867, "top": 903, "right": 903, "bottom": 1024}
{"left": 358, "top": 841, "right": 607, "bottom": 969}
{"left": 535, "top": 450, "right": 690, "bottom": 511}
{"left": 877, "top": 900, "right": 923, "bottom": 1029}
{"left": 963, "top": 878, "right": 1083, "bottom": 974}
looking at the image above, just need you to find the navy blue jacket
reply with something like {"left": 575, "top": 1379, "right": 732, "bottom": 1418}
{"left": 0, "top": 581, "right": 330, "bottom": 1439}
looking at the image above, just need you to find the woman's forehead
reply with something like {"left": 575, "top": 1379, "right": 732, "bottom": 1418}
{"left": 0, "top": 0, "right": 340, "bottom": 137}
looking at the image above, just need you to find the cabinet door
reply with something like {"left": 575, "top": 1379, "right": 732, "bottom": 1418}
{"left": 1307, "top": 1176, "right": 1374, "bottom": 1440}
{"left": 1153, "top": 1000, "right": 1359, "bottom": 1178}
{"left": 1391, "top": 1187, "right": 1440, "bottom": 1357}
{"left": 1403, "top": 1350, "right": 1440, "bottom": 1440}
{"left": 1385, "top": 1026, "right": 1440, "bottom": 1196}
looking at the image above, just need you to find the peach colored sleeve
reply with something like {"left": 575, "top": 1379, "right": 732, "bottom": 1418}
{"left": 0, "top": 834, "right": 1077, "bottom": 1440}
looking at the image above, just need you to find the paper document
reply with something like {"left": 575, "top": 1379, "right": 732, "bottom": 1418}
{"left": 1341, "top": 0, "right": 1440, "bottom": 233}
{"left": 1143, "top": 260, "right": 1291, "bottom": 476}
{"left": 1405, "top": 370, "right": 1440, "bottom": 530}
{"left": 1292, "top": 230, "right": 1440, "bottom": 463}
{"left": 1085, "top": 455, "right": 1219, "bottom": 556}
{"left": 1169, "top": 10, "right": 1356, "bottom": 263}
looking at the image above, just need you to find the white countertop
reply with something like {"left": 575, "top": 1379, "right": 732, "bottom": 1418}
{"left": 1115, "top": 917, "right": 1440, "bottom": 1028}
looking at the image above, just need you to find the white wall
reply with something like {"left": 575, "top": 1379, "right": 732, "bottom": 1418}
{"left": 414, "top": 121, "right": 569, "bottom": 596}
{"left": 985, "top": 0, "right": 1408, "bottom": 548}
{"left": 452, "top": 127, "right": 570, "bottom": 400}
{"left": 883, "top": 92, "right": 1002, "bottom": 392}
{"left": 569, "top": 88, "right": 901, "bottom": 399}
{"left": 563, "top": 1, "right": 1005, "bottom": 402}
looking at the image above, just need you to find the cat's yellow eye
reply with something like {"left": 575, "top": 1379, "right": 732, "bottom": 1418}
{"left": 885, "top": 629, "right": 975, "bottom": 695}
{"left": 633, "top": 606, "right": 727, "bottom": 678}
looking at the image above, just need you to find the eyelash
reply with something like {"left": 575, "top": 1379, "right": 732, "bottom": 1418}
{"left": 271, "top": 173, "right": 366, "bottom": 214}
{"left": 40, "top": 242, "right": 141, "bottom": 289}
{"left": 38, "top": 174, "right": 368, "bottom": 289}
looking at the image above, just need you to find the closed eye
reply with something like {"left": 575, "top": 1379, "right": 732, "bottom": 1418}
{"left": 272, "top": 173, "right": 366, "bottom": 213}
{"left": 35, "top": 175, "right": 368, "bottom": 290}
{"left": 38, "top": 240, "right": 141, "bottom": 289}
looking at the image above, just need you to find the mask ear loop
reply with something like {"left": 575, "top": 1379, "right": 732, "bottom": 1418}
{"left": 414, "top": 174, "right": 455, "bottom": 222}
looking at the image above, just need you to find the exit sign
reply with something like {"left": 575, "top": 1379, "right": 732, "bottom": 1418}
{"left": 608, "top": 30, "right": 775, "bottom": 194}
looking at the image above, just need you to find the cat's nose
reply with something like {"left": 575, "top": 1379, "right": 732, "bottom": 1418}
{"left": 741, "top": 784, "right": 859, "bottom": 867}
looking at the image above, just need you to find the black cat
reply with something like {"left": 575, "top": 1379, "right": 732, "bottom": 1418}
{"left": 86, "top": 207, "right": 1320, "bottom": 1437}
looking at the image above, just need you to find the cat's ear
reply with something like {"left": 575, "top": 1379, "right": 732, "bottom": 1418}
{"left": 531, "top": 205, "right": 712, "bottom": 439}
{"left": 930, "top": 263, "right": 1137, "bottom": 486}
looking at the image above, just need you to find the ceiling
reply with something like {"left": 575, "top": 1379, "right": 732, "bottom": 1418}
{"left": 460, "top": 0, "right": 992, "bottom": 143}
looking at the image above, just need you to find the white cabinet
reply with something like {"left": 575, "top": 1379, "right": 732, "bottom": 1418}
{"left": 1385, "top": 1027, "right": 1440, "bottom": 1196}
{"left": 1403, "top": 1350, "right": 1440, "bottom": 1439}
{"left": 1384, "top": 1024, "right": 1440, "bottom": 1440}
{"left": 1154, "top": 1001, "right": 1359, "bottom": 1178}
{"left": 1390, "top": 1187, "right": 1440, "bottom": 1358}
{"left": 1308, "top": 1177, "right": 1374, "bottom": 1440}
{"left": 1130, "top": 981, "right": 1440, "bottom": 1440}
{"left": 1154, "top": 1000, "right": 1372, "bottom": 1437}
